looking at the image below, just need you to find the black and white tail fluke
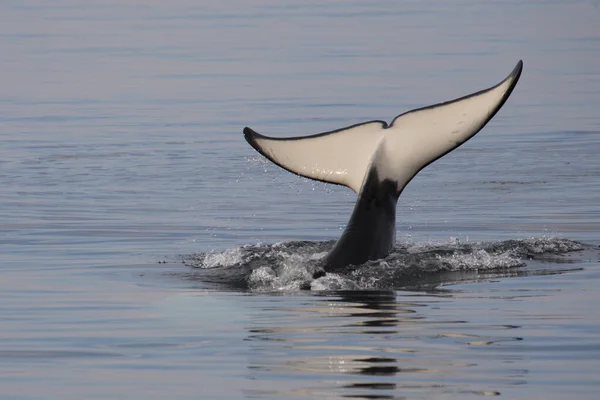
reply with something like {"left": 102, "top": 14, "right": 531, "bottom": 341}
{"left": 244, "top": 60, "right": 522, "bottom": 195}
{"left": 243, "top": 61, "right": 523, "bottom": 271}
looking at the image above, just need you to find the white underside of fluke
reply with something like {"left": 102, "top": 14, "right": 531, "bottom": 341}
{"left": 244, "top": 61, "right": 523, "bottom": 194}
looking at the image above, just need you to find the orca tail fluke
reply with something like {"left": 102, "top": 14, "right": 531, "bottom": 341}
{"left": 244, "top": 61, "right": 523, "bottom": 271}
{"left": 244, "top": 60, "right": 522, "bottom": 196}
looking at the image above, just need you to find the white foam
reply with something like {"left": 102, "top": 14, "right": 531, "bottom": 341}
{"left": 201, "top": 247, "right": 243, "bottom": 268}
{"left": 182, "top": 237, "right": 585, "bottom": 291}
{"left": 248, "top": 251, "right": 315, "bottom": 292}
{"left": 311, "top": 274, "right": 361, "bottom": 291}
{"left": 436, "top": 249, "right": 522, "bottom": 271}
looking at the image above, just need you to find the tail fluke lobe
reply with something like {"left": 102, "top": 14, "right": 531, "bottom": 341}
{"left": 243, "top": 121, "right": 387, "bottom": 193}
{"left": 381, "top": 60, "right": 523, "bottom": 191}
{"left": 244, "top": 61, "right": 523, "bottom": 197}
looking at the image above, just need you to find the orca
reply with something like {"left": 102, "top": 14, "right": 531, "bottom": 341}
{"left": 244, "top": 60, "right": 523, "bottom": 271}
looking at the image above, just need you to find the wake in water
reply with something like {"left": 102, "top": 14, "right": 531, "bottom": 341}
{"left": 181, "top": 237, "right": 591, "bottom": 292}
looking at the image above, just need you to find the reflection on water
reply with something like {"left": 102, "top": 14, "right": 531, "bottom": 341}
{"left": 244, "top": 290, "right": 533, "bottom": 399}
{"left": 1, "top": 268, "right": 598, "bottom": 399}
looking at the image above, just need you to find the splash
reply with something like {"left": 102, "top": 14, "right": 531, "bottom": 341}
{"left": 181, "top": 238, "right": 587, "bottom": 292}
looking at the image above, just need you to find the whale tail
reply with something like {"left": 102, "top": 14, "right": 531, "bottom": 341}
{"left": 244, "top": 60, "right": 522, "bottom": 195}
{"left": 244, "top": 61, "right": 523, "bottom": 270}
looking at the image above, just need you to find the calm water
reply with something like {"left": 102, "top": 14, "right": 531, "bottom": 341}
{"left": 1, "top": 1, "right": 600, "bottom": 399}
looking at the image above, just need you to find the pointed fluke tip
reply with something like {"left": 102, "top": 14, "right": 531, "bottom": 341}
{"left": 243, "top": 126, "right": 259, "bottom": 147}
{"left": 510, "top": 60, "right": 523, "bottom": 81}
{"left": 243, "top": 126, "right": 269, "bottom": 158}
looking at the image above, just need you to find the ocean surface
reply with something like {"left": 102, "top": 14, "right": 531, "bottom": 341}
{"left": 1, "top": 1, "right": 600, "bottom": 399}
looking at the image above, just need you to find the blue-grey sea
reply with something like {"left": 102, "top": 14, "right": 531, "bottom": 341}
{"left": 1, "top": 1, "right": 600, "bottom": 399}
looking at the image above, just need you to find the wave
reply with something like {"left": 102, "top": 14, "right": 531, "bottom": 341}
{"left": 181, "top": 237, "right": 589, "bottom": 292}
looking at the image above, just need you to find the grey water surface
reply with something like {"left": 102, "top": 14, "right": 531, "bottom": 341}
{"left": 2, "top": 1, "right": 600, "bottom": 399}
